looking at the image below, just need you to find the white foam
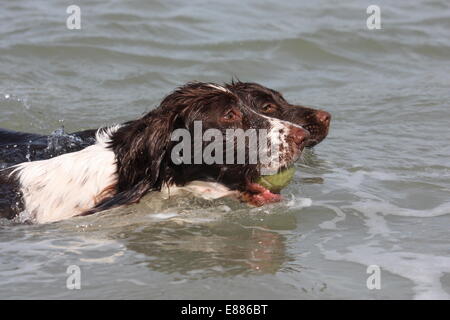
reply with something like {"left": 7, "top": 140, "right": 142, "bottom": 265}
{"left": 350, "top": 199, "right": 450, "bottom": 218}
{"left": 317, "top": 204, "right": 347, "bottom": 230}
{"left": 285, "top": 195, "right": 312, "bottom": 209}
{"left": 320, "top": 243, "right": 450, "bottom": 300}
{"left": 148, "top": 212, "right": 180, "bottom": 220}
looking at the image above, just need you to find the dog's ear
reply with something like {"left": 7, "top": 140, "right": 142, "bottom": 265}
{"left": 81, "top": 179, "right": 156, "bottom": 216}
{"left": 113, "top": 108, "right": 180, "bottom": 191}
{"left": 85, "top": 109, "right": 181, "bottom": 214}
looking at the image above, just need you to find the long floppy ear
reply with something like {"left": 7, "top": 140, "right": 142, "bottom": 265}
{"left": 83, "top": 108, "right": 181, "bottom": 215}
{"left": 113, "top": 109, "right": 180, "bottom": 190}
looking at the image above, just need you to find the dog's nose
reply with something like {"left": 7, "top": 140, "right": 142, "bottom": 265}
{"left": 316, "top": 110, "right": 331, "bottom": 126}
{"left": 290, "top": 126, "right": 310, "bottom": 148}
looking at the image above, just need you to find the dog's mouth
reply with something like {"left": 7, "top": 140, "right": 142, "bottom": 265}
{"left": 239, "top": 182, "right": 283, "bottom": 207}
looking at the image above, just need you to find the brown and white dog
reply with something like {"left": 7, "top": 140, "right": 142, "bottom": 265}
{"left": 0, "top": 81, "right": 331, "bottom": 167}
{"left": 0, "top": 82, "right": 309, "bottom": 223}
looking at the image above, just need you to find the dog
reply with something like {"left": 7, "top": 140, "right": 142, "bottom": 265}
{"left": 0, "top": 82, "right": 309, "bottom": 223}
{"left": 0, "top": 81, "right": 330, "bottom": 167}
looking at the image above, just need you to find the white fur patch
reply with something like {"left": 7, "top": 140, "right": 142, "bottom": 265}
{"left": 96, "top": 124, "right": 122, "bottom": 147}
{"left": 207, "top": 83, "right": 231, "bottom": 93}
{"left": 12, "top": 126, "right": 120, "bottom": 223}
{"left": 249, "top": 109, "right": 304, "bottom": 174}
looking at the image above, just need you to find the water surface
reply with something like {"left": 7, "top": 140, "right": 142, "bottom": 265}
{"left": 1, "top": 0, "right": 450, "bottom": 299}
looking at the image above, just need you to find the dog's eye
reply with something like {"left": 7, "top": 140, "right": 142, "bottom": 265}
{"left": 222, "top": 110, "right": 239, "bottom": 121}
{"left": 262, "top": 103, "right": 276, "bottom": 113}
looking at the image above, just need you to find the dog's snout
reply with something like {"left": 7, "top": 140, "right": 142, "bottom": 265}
{"left": 290, "top": 126, "right": 310, "bottom": 148}
{"left": 316, "top": 110, "right": 331, "bottom": 126}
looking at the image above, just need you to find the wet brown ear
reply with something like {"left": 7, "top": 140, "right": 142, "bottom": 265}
{"left": 84, "top": 109, "right": 181, "bottom": 215}
{"left": 113, "top": 109, "right": 180, "bottom": 190}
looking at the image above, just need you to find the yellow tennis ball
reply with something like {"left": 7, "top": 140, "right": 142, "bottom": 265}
{"left": 256, "top": 166, "right": 296, "bottom": 193}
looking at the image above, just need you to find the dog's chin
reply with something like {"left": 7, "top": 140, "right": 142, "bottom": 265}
{"left": 305, "top": 129, "right": 328, "bottom": 148}
{"left": 306, "top": 139, "right": 319, "bottom": 148}
{"left": 303, "top": 125, "right": 329, "bottom": 148}
{"left": 305, "top": 134, "right": 327, "bottom": 147}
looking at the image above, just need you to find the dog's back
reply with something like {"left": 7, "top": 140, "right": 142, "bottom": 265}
{"left": 0, "top": 128, "right": 96, "bottom": 168}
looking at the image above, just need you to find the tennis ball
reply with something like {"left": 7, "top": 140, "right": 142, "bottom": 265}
{"left": 256, "top": 166, "right": 296, "bottom": 193}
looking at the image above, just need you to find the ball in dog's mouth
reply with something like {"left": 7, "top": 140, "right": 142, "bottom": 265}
{"left": 256, "top": 166, "right": 296, "bottom": 193}
{"left": 240, "top": 166, "right": 296, "bottom": 207}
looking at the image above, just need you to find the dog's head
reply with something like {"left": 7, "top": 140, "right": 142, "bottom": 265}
{"left": 158, "top": 82, "right": 309, "bottom": 189}
{"left": 226, "top": 81, "right": 331, "bottom": 147}
{"left": 98, "top": 82, "right": 309, "bottom": 210}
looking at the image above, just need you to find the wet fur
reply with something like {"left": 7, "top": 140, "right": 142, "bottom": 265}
{"left": 0, "top": 82, "right": 307, "bottom": 223}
